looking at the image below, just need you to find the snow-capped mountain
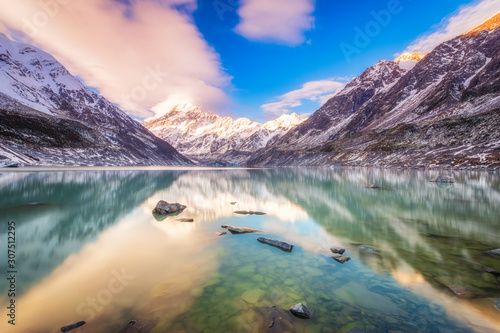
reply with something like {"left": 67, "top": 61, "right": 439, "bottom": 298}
{"left": 248, "top": 12, "right": 500, "bottom": 170}
{"left": 0, "top": 33, "right": 191, "bottom": 166}
{"left": 143, "top": 102, "right": 306, "bottom": 164}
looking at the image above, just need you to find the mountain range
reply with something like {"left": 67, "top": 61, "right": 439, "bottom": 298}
{"left": 247, "top": 12, "right": 500, "bottom": 169}
{"left": 0, "top": 11, "right": 499, "bottom": 169}
{"left": 143, "top": 103, "right": 306, "bottom": 165}
{"left": 0, "top": 33, "right": 191, "bottom": 166}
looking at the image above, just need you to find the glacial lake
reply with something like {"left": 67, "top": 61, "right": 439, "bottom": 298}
{"left": 0, "top": 167, "right": 499, "bottom": 333}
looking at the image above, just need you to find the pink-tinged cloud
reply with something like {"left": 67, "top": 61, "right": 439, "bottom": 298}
{"left": 235, "top": 0, "right": 315, "bottom": 46}
{"left": 261, "top": 78, "right": 347, "bottom": 117}
{"left": 0, "top": 0, "right": 231, "bottom": 118}
{"left": 403, "top": 0, "right": 500, "bottom": 54}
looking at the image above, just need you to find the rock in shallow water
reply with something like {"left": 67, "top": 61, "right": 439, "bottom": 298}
{"left": 332, "top": 255, "right": 351, "bottom": 264}
{"left": 216, "top": 231, "right": 227, "bottom": 236}
{"left": 61, "top": 321, "right": 85, "bottom": 332}
{"left": 289, "top": 303, "right": 311, "bottom": 319}
{"left": 487, "top": 249, "right": 500, "bottom": 257}
{"left": 234, "top": 210, "right": 266, "bottom": 215}
{"left": 330, "top": 248, "right": 345, "bottom": 255}
{"left": 256, "top": 237, "right": 293, "bottom": 252}
{"left": 221, "top": 225, "right": 262, "bottom": 234}
{"left": 257, "top": 306, "right": 297, "bottom": 332}
{"left": 152, "top": 200, "right": 186, "bottom": 215}
{"left": 176, "top": 218, "right": 194, "bottom": 222}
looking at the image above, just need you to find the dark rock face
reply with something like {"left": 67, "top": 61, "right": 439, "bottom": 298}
{"left": 60, "top": 321, "right": 86, "bottom": 332}
{"left": 332, "top": 255, "right": 351, "bottom": 264}
{"left": 247, "top": 23, "right": 500, "bottom": 170}
{"left": 256, "top": 237, "right": 293, "bottom": 252}
{"left": 289, "top": 303, "right": 311, "bottom": 319}
{"left": 152, "top": 200, "right": 186, "bottom": 215}
{"left": 430, "top": 175, "right": 455, "bottom": 183}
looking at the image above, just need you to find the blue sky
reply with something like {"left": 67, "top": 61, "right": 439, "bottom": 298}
{"left": 0, "top": 0, "right": 499, "bottom": 122}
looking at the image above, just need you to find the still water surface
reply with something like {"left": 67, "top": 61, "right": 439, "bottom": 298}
{"left": 0, "top": 167, "right": 499, "bottom": 333}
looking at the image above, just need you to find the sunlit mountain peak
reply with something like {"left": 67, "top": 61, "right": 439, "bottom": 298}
{"left": 394, "top": 52, "right": 427, "bottom": 62}
{"left": 463, "top": 11, "right": 500, "bottom": 37}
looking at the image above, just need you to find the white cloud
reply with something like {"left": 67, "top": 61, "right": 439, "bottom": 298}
{"left": 234, "top": 0, "right": 315, "bottom": 46}
{"left": 404, "top": 0, "right": 500, "bottom": 54}
{"left": 0, "top": 0, "right": 231, "bottom": 118}
{"left": 261, "top": 79, "right": 347, "bottom": 117}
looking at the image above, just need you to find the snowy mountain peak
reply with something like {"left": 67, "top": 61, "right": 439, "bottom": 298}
{"left": 463, "top": 11, "right": 500, "bottom": 37}
{"left": 171, "top": 101, "right": 200, "bottom": 113}
{"left": 395, "top": 52, "right": 427, "bottom": 70}
{"left": 144, "top": 104, "right": 307, "bottom": 164}
{"left": 395, "top": 52, "right": 427, "bottom": 62}
{"left": 264, "top": 113, "right": 306, "bottom": 131}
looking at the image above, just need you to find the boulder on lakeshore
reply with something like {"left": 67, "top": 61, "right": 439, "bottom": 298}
{"left": 61, "top": 321, "right": 86, "bottom": 332}
{"left": 289, "top": 303, "right": 311, "bottom": 319}
{"left": 257, "top": 237, "right": 293, "bottom": 252}
{"left": 430, "top": 174, "right": 455, "bottom": 183}
{"left": 152, "top": 200, "right": 186, "bottom": 215}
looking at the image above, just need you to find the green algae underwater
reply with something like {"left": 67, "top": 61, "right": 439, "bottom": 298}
{"left": 0, "top": 167, "right": 499, "bottom": 332}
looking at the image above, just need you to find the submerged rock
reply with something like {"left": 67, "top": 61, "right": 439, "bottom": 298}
{"left": 256, "top": 237, "right": 293, "bottom": 252}
{"left": 234, "top": 210, "right": 266, "bottom": 215}
{"left": 118, "top": 319, "right": 154, "bottom": 333}
{"left": 359, "top": 245, "right": 379, "bottom": 254}
{"left": 176, "top": 218, "right": 194, "bottom": 222}
{"left": 487, "top": 249, "right": 500, "bottom": 257}
{"left": 152, "top": 200, "right": 186, "bottom": 215}
{"left": 257, "top": 306, "right": 297, "bottom": 332}
{"left": 221, "top": 225, "right": 262, "bottom": 234}
{"left": 485, "top": 267, "right": 500, "bottom": 276}
{"left": 330, "top": 248, "right": 345, "bottom": 255}
{"left": 435, "top": 278, "right": 488, "bottom": 298}
{"left": 61, "top": 321, "right": 86, "bottom": 332}
{"left": 289, "top": 303, "right": 311, "bottom": 319}
{"left": 364, "top": 184, "right": 390, "bottom": 190}
{"left": 230, "top": 201, "right": 237, "bottom": 205}
{"left": 332, "top": 255, "right": 351, "bottom": 264}
{"left": 430, "top": 174, "right": 455, "bottom": 183}
{"left": 216, "top": 231, "right": 227, "bottom": 236}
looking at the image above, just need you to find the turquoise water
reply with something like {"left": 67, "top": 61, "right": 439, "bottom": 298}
{"left": 0, "top": 168, "right": 499, "bottom": 332}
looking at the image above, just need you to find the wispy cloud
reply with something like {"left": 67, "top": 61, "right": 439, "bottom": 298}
{"left": 0, "top": 0, "right": 231, "bottom": 118}
{"left": 261, "top": 78, "right": 347, "bottom": 117}
{"left": 234, "top": 0, "right": 315, "bottom": 46}
{"left": 403, "top": 0, "right": 500, "bottom": 54}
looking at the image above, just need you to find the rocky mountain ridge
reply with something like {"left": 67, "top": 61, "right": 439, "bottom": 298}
{"left": 143, "top": 102, "right": 306, "bottom": 165}
{"left": 247, "top": 12, "right": 500, "bottom": 170}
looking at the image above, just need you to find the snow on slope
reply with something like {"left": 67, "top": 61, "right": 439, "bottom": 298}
{"left": 143, "top": 102, "right": 306, "bottom": 164}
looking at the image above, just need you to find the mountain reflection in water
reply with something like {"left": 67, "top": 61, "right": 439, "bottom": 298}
{"left": 0, "top": 168, "right": 499, "bottom": 332}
